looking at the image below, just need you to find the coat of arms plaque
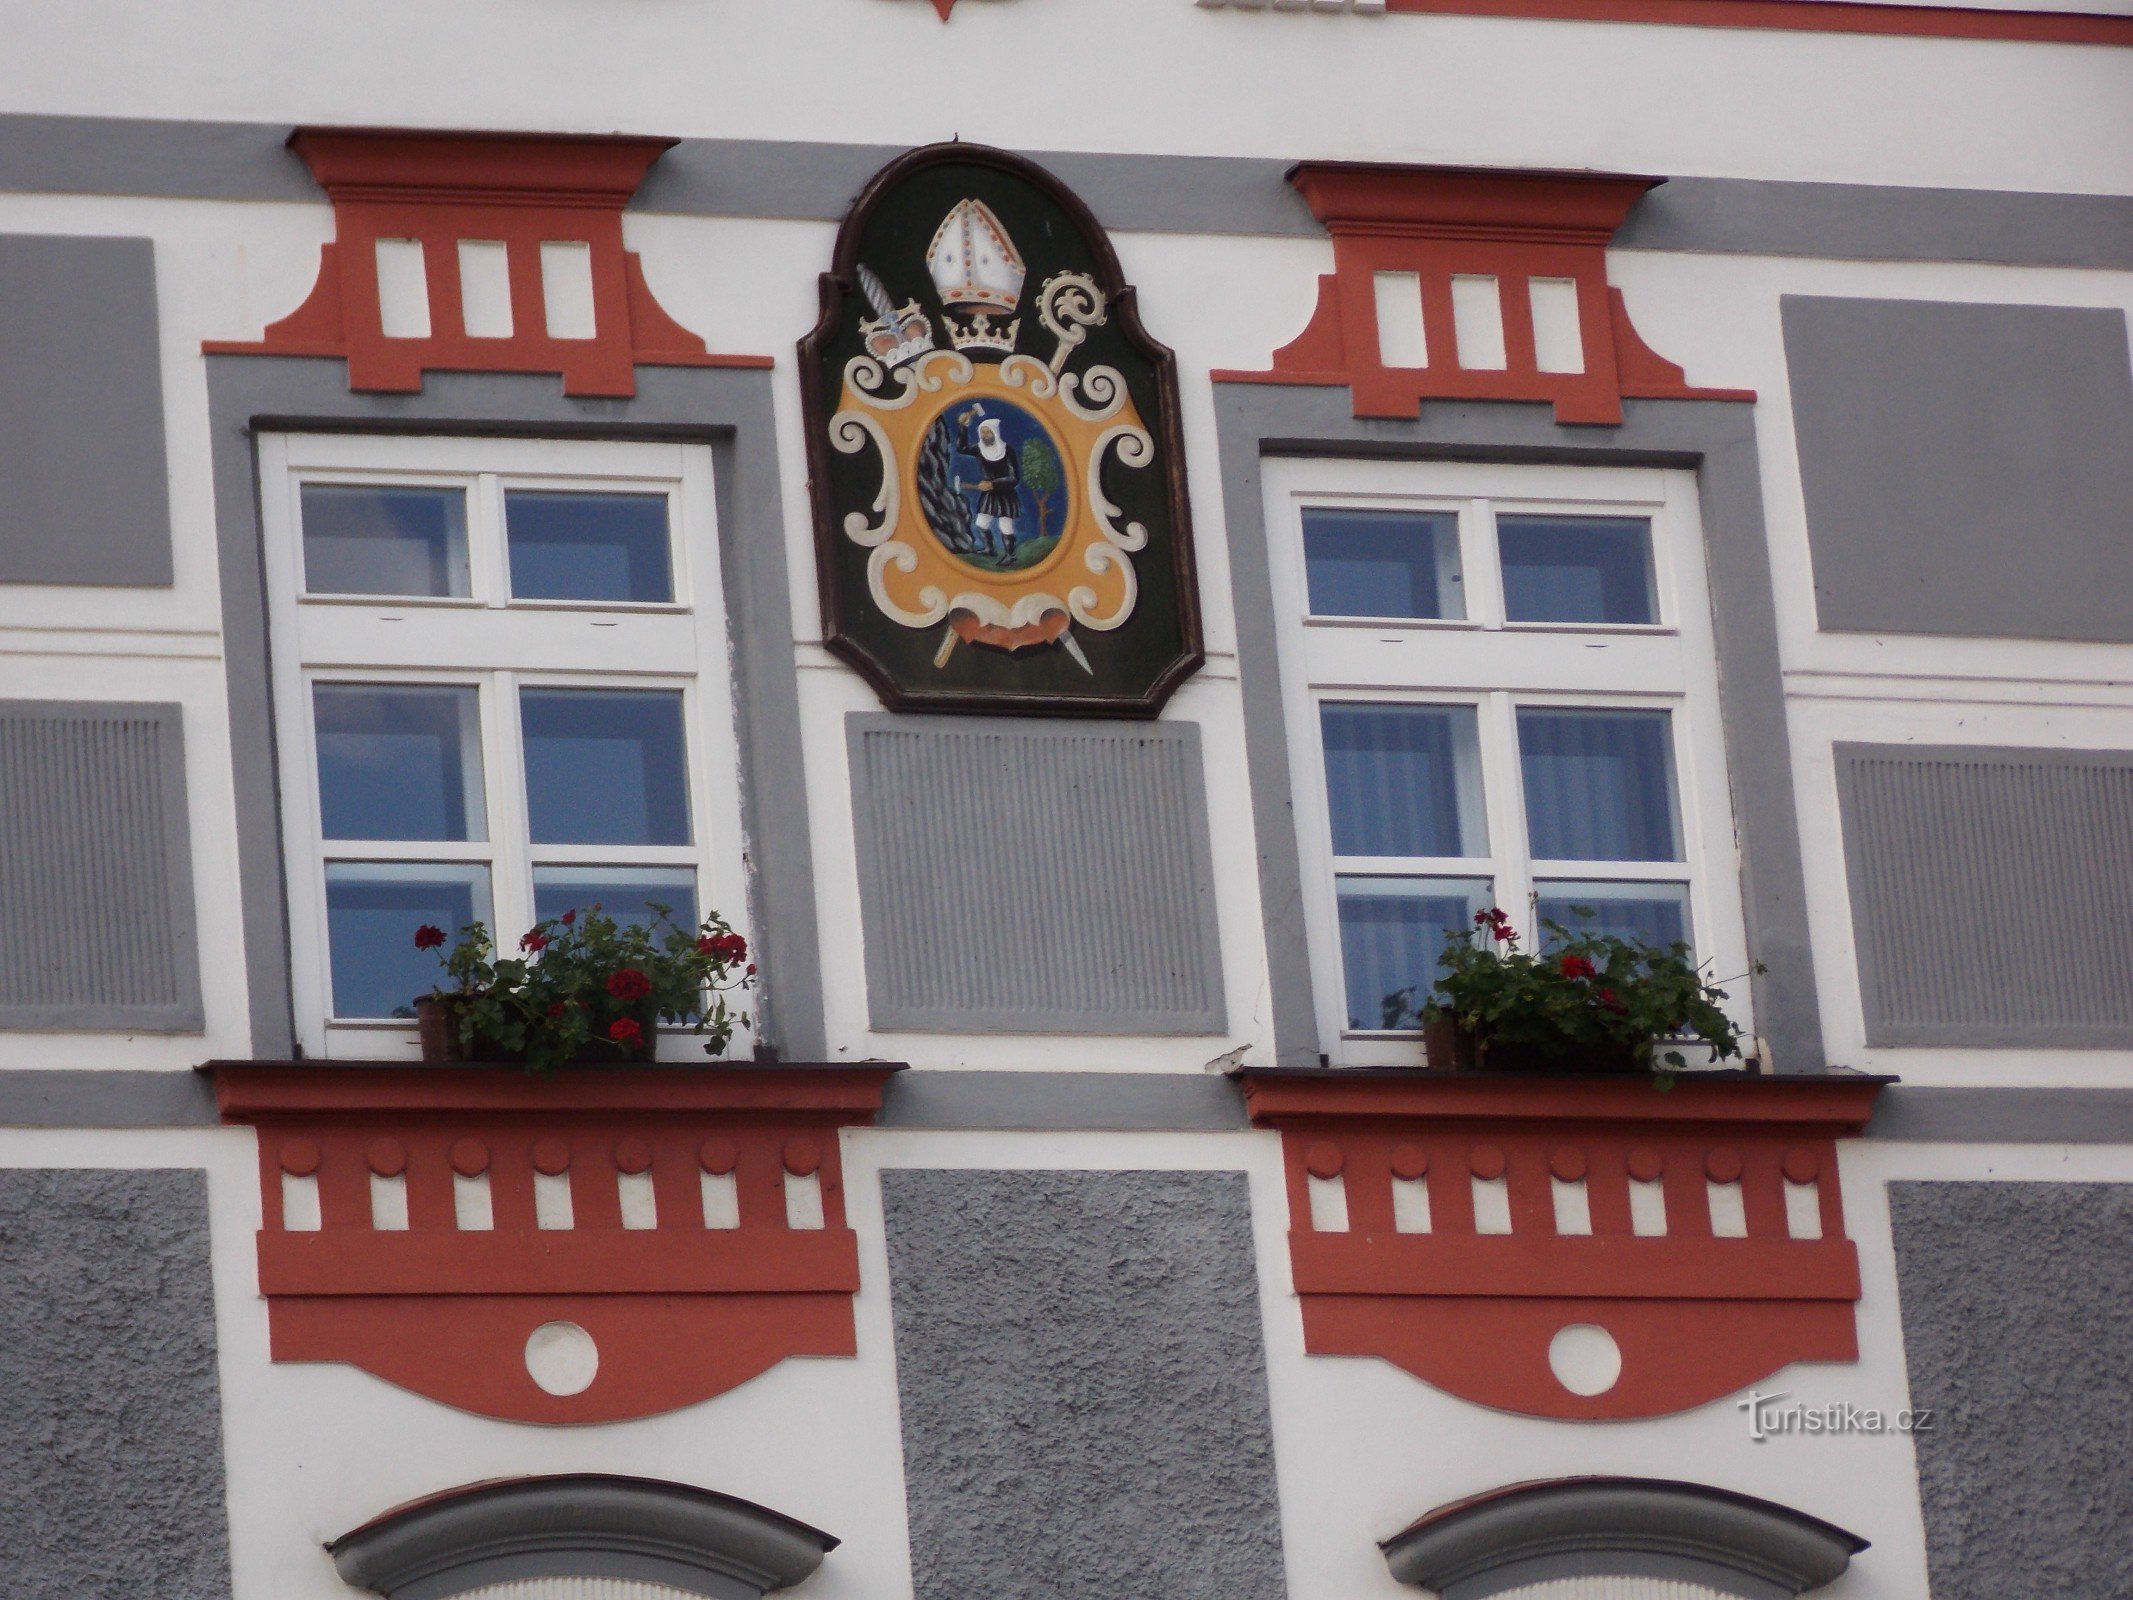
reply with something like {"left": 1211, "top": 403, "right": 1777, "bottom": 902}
{"left": 800, "top": 143, "right": 1203, "bottom": 716}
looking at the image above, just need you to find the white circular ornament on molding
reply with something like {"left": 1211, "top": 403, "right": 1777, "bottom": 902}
{"left": 524, "top": 1321, "right": 599, "bottom": 1397}
{"left": 1548, "top": 1323, "right": 1623, "bottom": 1397}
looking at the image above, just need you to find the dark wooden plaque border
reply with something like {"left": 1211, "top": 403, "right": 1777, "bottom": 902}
{"left": 797, "top": 141, "right": 1204, "bottom": 718}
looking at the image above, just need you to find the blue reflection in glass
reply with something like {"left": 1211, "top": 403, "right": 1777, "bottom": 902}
{"left": 1498, "top": 515, "right": 1655, "bottom": 625}
{"left": 325, "top": 863, "right": 489, "bottom": 1019}
{"left": 301, "top": 484, "right": 470, "bottom": 598}
{"left": 1302, "top": 508, "right": 1463, "bottom": 620}
{"left": 506, "top": 491, "right": 674, "bottom": 603}
{"left": 1518, "top": 708, "right": 1680, "bottom": 862}
{"left": 533, "top": 868, "right": 698, "bottom": 934}
{"left": 314, "top": 684, "right": 485, "bottom": 842}
{"left": 1321, "top": 703, "right": 1482, "bottom": 859}
{"left": 521, "top": 689, "right": 690, "bottom": 845}
{"left": 1337, "top": 877, "right": 1491, "bottom": 1030}
{"left": 1537, "top": 882, "right": 1691, "bottom": 952}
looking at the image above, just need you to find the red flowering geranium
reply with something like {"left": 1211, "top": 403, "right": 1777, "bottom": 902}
{"left": 414, "top": 903, "right": 755, "bottom": 1073}
{"left": 413, "top": 924, "right": 447, "bottom": 950}
{"left": 1422, "top": 907, "right": 1751, "bottom": 1077}
{"left": 697, "top": 932, "right": 747, "bottom": 963}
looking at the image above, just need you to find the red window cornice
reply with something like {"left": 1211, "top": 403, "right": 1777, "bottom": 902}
{"left": 1241, "top": 1068, "right": 1888, "bottom": 1419}
{"left": 212, "top": 1061, "right": 898, "bottom": 1424}
{"left": 1213, "top": 161, "right": 1752, "bottom": 425}
{"left": 204, "top": 128, "right": 771, "bottom": 396}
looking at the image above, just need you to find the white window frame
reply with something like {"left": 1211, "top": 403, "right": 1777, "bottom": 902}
{"left": 1263, "top": 456, "right": 1753, "bottom": 1067}
{"left": 260, "top": 432, "right": 751, "bottom": 1061}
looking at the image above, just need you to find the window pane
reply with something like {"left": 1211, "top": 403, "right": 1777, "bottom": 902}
{"left": 521, "top": 689, "right": 690, "bottom": 845}
{"left": 314, "top": 684, "right": 486, "bottom": 842}
{"left": 325, "top": 862, "right": 490, "bottom": 1019}
{"left": 506, "top": 490, "right": 674, "bottom": 604}
{"left": 301, "top": 484, "right": 470, "bottom": 598}
{"left": 1498, "top": 515, "right": 1655, "bottom": 625}
{"left": 1518, "top": 708, "right": 1681, "bottom": 862}
{"left": 533, "top": 867, "right": 698, "bottom": 934}
{"left": 1536, "top": 881, "right": 1692, "bottom": 952}
{"left": 1337, "top": 876, "right": 1491, "bottom": 1031}
{"left": 1321, "top": 703, "right": 1484, "bottom": 859}
{"left": 1302, "top": 508, "right": 1464, "bottom": 620}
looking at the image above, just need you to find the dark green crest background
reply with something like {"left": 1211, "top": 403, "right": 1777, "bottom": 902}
{"left": 800, "top": 145, "right": 1202, "bottom": 717}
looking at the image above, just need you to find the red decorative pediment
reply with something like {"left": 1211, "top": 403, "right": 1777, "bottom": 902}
{"left": 1241, "top": 1069, "right": 1886, "bottom": 1420}
{"left": 213, "top": 1062, "right": 898, "bottom": 1423}
{"left": 205, "top": 129, "right": 770, "bottom": 396}
{"left": 1213, "top": 163, "right": 1751, "bottom": 425}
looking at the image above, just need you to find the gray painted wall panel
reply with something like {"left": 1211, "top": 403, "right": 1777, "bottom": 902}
{"left": 0, "top": 1167, "right": 233, "bottom": 1599}
{"left": 881, "top": 1168, "right": 1287, "bottom": 1600}
{"left": 1837, "top": 744, "right": 2133, "bottom": 1047}
{"left": 1889, "top": 1181, "right": 2133, "bottom": 1600}
{"left": 847, "top": 715, "right": 1226, "bottom": 1033}
{"left": 0, "top": 701, "right": 202, "bottom": 1031}
{"left": 0, "top": 234, "right": 173, "bottom": 585}
{"left": 10, "top": 116, "right": 2133, "bottom": 270}
{"left": 1784, "top": 297, "right": 2133, "bottom": 642}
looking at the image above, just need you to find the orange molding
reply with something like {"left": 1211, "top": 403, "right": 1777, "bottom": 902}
{"left": 1240, "top": 1068, "right": 1888, "bottom": 1419}
{"left": 1211, "top": 162, "right": 1753, "bottom": 425}
{"left": 212, "top": 1061, "right": 898, "bottom": 1424}
{"left": 203, "top": 128, "right": 772, "bottom": 396}
{"left": 1385, "top": 0, "right": 2133, "bottom": 46}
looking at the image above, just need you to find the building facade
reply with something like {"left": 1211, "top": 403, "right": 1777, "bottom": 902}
{"left": 2, "top": 3, "right": 2131, "bottom": 1596}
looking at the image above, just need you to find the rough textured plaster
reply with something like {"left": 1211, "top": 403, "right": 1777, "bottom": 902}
{"left": 0, "top": 1168, "right": 232, "bottom": 1599}
{"left": 881, "top": 1169, "right": 1288, "bottom": 1600}
{"left": 1888, "top": 1181, "right": 2133, "bottom": 1600}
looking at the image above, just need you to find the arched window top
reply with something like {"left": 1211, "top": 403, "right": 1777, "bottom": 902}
{"left": 329, "top": 1475, "right": 837, "bottom": 1600}
{"left": 1380, "top": 1477, "right": 1867, "bottom": 1600}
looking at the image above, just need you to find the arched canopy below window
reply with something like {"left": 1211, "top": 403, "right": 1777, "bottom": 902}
{"left": 329, "top": 1475, "right": 837, "bottom": 1600}
{"left": 1380, "top": 1477, "right": 1867, "bottom": 1600}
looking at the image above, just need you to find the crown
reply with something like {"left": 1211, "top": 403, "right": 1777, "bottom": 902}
{"left": 861, "top": 299, "right": 937, "bottom": 367}
{"left": 927, "top": 199, "right": 1026, "bottom": 355}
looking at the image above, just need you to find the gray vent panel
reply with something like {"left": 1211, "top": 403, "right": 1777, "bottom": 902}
{"left": 847, "top": 716, "right": 1225, "bottom": 1034}
{"left": 0, "top": 702, "right": 201, "bottom": 1030}
{"left": 1837, "top": 744, "right": 2133, "bottom": 1046}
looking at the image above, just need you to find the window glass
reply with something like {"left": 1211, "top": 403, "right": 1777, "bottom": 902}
{"left": 1336, "top": 876, "right": 1492, "bottom": 1030}
{"left": 1536, "top": 881, "right": 1692, "bottom": 951}
{"left": 1303, "top": 508, "right": 1464, "bottom": 620}
{"left": 532, "top": 867, "right": 698, "bottom": 933}
{"left": 521, "top": 689, "right": 691, "bottom": 845}
{"left": 314, "top": 684, "right": 487, "bottom": 842}
{"left": 506, "top": 490, "right": 674, "bottom": 604}
{"left": 301, "top": 484, "right": 470, "bottom": 598}
{"left": 1321, "top": 703, "right": 1485, "bottom": 859}
{"left": 324, "top": 862, "right": 491, "bottom": 1019}
{"left": 1498, "top": 514, "right": 1655, "bottom": 625}
{"left": 1518, "top": 708, "right": 1681, "bottom": 862}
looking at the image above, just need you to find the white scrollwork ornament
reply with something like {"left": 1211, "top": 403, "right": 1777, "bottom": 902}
{"left": 1058, "top": 364, "right": 1128, "bottom": 422}
{"left": 1085, "top": 422, "right": 1153, "bottom": 552}
{"left": 829, "top": 409, "right": 898, "bottom": 546}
